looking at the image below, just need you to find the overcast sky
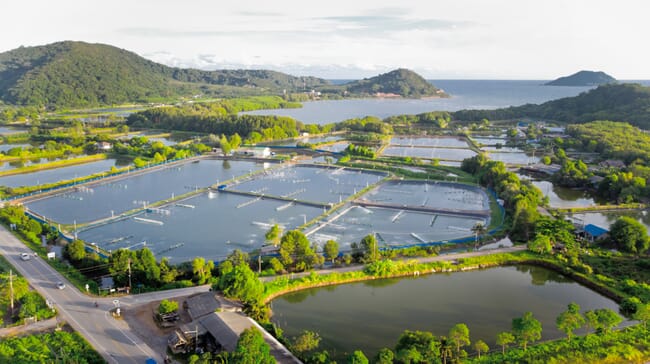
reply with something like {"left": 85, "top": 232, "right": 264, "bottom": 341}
{"left": 2, "top": 0, "right": 648, "bottom": 79}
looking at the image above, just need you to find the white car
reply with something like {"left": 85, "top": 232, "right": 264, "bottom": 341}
{"left": 56, "top": 282, "right": 66, "bottom": 290}
{"left": 20, "top": 253, "right": 31, "bottom": 261}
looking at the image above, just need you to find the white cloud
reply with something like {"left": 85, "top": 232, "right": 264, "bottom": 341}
{"left": 1, "top": 0, "right": 649, "bottom": 79}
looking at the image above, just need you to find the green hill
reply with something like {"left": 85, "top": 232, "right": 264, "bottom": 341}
{"left": 339, "top": 68, "right": 446, "bottom": 98}
{"left": 0, "top": 41, "right": 329, "bottom": 108}
{"left": 453, "top": 83, "right": 650, "bottom": 129}
{"left": 545, "top": 70, "right": 616, "bottom": 86}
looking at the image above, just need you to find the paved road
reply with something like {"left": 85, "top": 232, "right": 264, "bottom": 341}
{"left": 0, "top": 225, "right": 208, "bottom": 364}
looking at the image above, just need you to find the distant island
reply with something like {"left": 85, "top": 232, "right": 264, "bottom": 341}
{"left": 545, "top": 70, "right": 617, "bottom": 86}
{"left": 0, "top": 41, "right": 445, "bottom": 108}
{"left": 340, "top": 68, "right": 447, "bottom": 98}
{"left": 453, "top": 83, "right": 650, "bottom": 129}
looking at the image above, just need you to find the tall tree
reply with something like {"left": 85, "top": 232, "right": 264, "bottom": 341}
{"left": 512, "top": 312, "right": 542, "bottom": 350}
{"left": 609, "top": 216, "right": 649, "bottom": 254}
{"left": 528, "top": 234, "right": 552, "bottom": 254}
{"left": 474, "top": 340, "right": 489, "bottom": 359}
{"left": 192, "top": 257, "right": 214, "bottom": 285}
{"left": 292, "top": 331, "right": 321, "bottom": 356}
{"left": 448, "top": 323, "right": 471, "bottom": 357}
{"left": 279, "top": 230, "right": 319, "bottom": 272}
{"left": 634, "top": 303, "right": 650, "bottom": 330}
{"left": 66, "top": 239, "right": 86, "bottom": 261}
{"left": 395, "top": 330, "right": 441, "bottom": 363}
{"left": 360, "top": 234, "right": 379, "bottom": 263}
{"left": 374, "top": 348, "right": 395, "bottom": 364}
{"left": 556, "top": 302, "right": 585, "bottom": 341}
{"left": 471, "top": 222, "right": 487, "bottom": 248}
{"left": 232, "top": 328, "right": 275, "bottom": 364}
{"left": 496, "top": 332, "right": 514, "bottom": 354}
{"left": 323, "top": 240, "right": 339, "bottom": 263}
{"left": 265, "top": 224, "right": 282, "bottom": 247}
{"left": 348, "top": 351, "right": 369, "bottom": 364}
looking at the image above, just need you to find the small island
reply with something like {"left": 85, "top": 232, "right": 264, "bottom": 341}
{"left": 341, "top": 68, "right": 448, "bottom": 98}
{"left": 545, "top": 70, "right": 617, "bottom": 86}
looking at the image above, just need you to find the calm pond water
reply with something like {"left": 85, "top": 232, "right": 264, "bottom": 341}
{"left": 568, "top": 210, "right": 650, "bottom": 235}
{"left": 230, "top": 165, "right": 384, "bottom": 205}
{"left": 0, "top": 126, "right": 28, "bottom": 135}
{"left": 531, "top": 180, "right": 600, "bottom": 209}
{"left": 26, "top": 159, "right": 264, "bottom": 224}
{"left": 78, "top": 191, "right": 323, "bottom": 263}
{"left": 382, "top": 146, "right": 476, "bottom": 161}
{"left": 271, "top": 265, "right": 621, "bottom": 360}
{"left": 243, "top": 80, "right": 594, "bottom": 124}
{"left": 308, "top": 206, "right": 481, "bottom": 248}
{"left": 367, "top": 181, "right": 489, "bottom": 211}
{"left": 0, "top": 159, "right": 121, "bottom": 188}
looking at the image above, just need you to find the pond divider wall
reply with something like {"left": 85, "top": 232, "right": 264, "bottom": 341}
{"left": 215, "top": 188, "right": 332, "bottom": 209}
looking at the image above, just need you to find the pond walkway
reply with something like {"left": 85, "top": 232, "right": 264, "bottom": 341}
{"left": 260, "top": 245, "right": 527, "bottom": 283}
{"left": 352, "top": 199, "right": 491, "bottom": 218}
{"left": 216, "top": 188, "right": 332, "bottom": 209}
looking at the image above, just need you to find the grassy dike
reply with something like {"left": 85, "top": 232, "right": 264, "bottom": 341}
{"left": 0, "top": 153, "right": 107, "bottom": 178}
{"left": 261, "top": 250, "right": 623, "bottom": 305}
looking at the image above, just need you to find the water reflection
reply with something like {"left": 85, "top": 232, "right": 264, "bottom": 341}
{"left": 271, "top": 265, "right": 621, "bottom": 361}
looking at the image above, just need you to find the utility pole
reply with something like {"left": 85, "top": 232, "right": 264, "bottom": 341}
{"left": 9, "top": 269, "right": 14, "bottom": 313}
{"left": 128, "top": 259, "right": 132, "bottom": 290}
{"left": 258, "top": 255, "right": 262, "bottom": 274}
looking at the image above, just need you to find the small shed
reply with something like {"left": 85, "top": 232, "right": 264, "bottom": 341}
{"left": 583, "top": 224, "right": 609, "bottom": 243}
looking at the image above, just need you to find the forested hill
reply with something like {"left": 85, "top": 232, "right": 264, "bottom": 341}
{"left": 341, "top": 68, "right": 446, "bottom": 98}
{"left": 545, "top": 70, "right": 617, "bottom": 86}
{"left": 453, "top": 83, "right": 650, "bottom": 129}
{"left": 0, "top": 41, "right": 330, "bottom": 108}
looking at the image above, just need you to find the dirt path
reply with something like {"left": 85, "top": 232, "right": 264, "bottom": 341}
{"left": 260, "top": 245, "right": 527, "bottom": 282}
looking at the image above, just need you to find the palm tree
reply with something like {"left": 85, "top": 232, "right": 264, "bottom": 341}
{"left": 471, "top": 222, "right": 487, "bottom": 250}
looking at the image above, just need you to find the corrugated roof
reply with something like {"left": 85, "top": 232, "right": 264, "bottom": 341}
{"left": 199, "top": 312, "right": 254, "bottom": 352}
{"left": 584, "top": 224, "right": 608, "bottom": 237}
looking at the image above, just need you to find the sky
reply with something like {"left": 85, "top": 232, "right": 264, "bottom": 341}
{"left": 2, "top": 0, "right": 649, "bottom": 79}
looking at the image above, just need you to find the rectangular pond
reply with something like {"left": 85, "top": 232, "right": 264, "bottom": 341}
{"left": 0, "top": 143, "right": 33, "bottom": 152}
{"left": 25, "top": 159, "right": 265, "bottom": 224}
{"left": 316, "top": 142, "right": 349, "bottom": 153}
{"left": 390, "top": 136, "right": 469, "bottom": 148}
{"left": 78, "top": 191, "right": 324, "bottom": 263}
{"left": 364, "top": 181, "right": 490, "bottom": 211}
{"left": 471, "top": 137, "right": 508, "bottom": 146}
{"left": 488, "top": 151, "right": 540, "bottom": 165}
{"left": 229, "top": 165, "right": 385, "bottom": 205}
{"left": 307, "top": 206, "right": 482, "bottom": 249}
{"left": 270, "top": 265, "right": 622, "bottom": 361}
{"left": 0, "top": 158, "right": 121, "bottom": 188}
{"left": 0, "top": 126, "right": 27, "bottom": 135}
{"left": 382, "top": 146, "right": 476, "bottom": 161}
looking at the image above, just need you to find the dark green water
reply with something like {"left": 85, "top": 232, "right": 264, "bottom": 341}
{"left": 271, "top": 265, "right": 621, "bottom": 360}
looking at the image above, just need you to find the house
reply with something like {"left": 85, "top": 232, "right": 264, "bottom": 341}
{"left": 589, "top": 175, "right": 605, "bottom": 187}
{"left": 236, "top": 147, "right": 271, "bottom": 158}
{"left": 96, "top": 141, "right": 113, "bottom": 151}
{"left": 167, "top": 312, "right": 254, "bottom": 354}
{"left": 599, "top": 160, "right": 625, "bottom": 169}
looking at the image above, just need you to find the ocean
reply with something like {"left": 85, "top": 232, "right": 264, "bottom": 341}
{"left": 243, "top": 79, "right": 650, "bottom": 125}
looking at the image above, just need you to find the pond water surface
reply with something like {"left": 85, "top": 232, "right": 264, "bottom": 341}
{"left": 271, "top": 265, "right": 621, "bottom": 360}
